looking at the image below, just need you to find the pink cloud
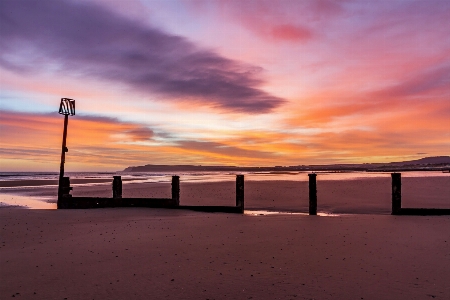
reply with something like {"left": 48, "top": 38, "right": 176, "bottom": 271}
{"left": 270, "top": 24, "right": 312, "bottom": 42}
{"left": 183, "top": 0, "right": 346, "bottom": 43}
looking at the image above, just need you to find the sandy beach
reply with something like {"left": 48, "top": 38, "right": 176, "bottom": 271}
{"left": 1, "top": 208, "right": 449, "bottom": 299}
{"left": 1, "top": 176, "right": 449, "bottom": 299}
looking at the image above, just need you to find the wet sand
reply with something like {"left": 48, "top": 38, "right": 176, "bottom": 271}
{"left": 2, "top": 176, "right": 449, "bottom": 214}
{"left": 1, "top": 208, "right": 449, "bottom": 299}
{"left": 0, "top": 177, "right": 138, "bottom": 188}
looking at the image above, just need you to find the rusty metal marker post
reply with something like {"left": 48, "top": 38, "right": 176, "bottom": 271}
{"left": 58, "top": 98, "right": 75, "bottom": 199}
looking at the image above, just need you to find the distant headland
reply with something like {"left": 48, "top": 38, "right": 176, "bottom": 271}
{"left": 123, "top": 156, "right": 450, "bottom": 172}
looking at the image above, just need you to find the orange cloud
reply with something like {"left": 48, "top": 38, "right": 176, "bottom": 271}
{"left": 0, "top": 110, "right": 288, "bottom": 170}
{"left": 0, "top": 111, "right": 158, "bottom": 170}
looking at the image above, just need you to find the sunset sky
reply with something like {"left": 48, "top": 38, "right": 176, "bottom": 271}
{"left": 1, "top": 0, "right": 449, "bottom": 171}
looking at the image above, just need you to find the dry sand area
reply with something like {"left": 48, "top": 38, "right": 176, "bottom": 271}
{"left": 1, "top": 208, "right": 449, "bottom": 300}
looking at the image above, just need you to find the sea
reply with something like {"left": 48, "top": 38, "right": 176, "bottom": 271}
{"left": 0, "top": 171, "right": 448, "bottom": 211}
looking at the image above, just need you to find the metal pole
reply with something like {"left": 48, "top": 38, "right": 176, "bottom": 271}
{"left": 58, "top": 114, "right": 69, "bottom": 199}
{"left": 59, "top": 114, "right": 69, "bottom": 180}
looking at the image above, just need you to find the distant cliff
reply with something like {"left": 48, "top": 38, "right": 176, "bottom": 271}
{"left": 123, "top": 156, "right": 450, "bottom": 172}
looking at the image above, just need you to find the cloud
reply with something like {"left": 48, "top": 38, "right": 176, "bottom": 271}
{"left": 270, "top": 24, "right": 312, "bottom": 42}
{"left": 126, "top": 128, "right": 154, "bottom": 141}
{"left": 0, "top": 0, "right": 284, "bottom": 113}
{"left": 0, "top": 110, "right": 279, "bottom": 168}
{"left": 0, "top": 110, "right": 156, "bottom": 148}
{"left": 373, "top": 65, "right": 450, "bottom": 99}
{"left": 176, "top": 140, "right": 276, "bottom": 160}
{"left": 186, "top": 0, "right": 345, "bottom": 43}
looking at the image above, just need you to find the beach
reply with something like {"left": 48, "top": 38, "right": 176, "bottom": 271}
{"left": 1, "top": 173, "right": 449, "bottom": 299}
{"left": 1, "top": 208, "right": 449, "bottom": 299}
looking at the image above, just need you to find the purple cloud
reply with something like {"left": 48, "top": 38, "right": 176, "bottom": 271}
{"left": 126, "top": 127, "right": 154, "bottom": 141}
{"left": 176, "top": 141, "right": 276, "bottom": 159}
{"left": 0, "top": 0, "right": 284, "bottom": 113}
{"left": 373, "top": 65, "right": 450, "bottom": 98}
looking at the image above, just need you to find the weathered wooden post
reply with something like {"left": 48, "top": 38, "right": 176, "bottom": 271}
{"left": 391, "top": 173, "right": 401, "bottom": 215}
{"left": 57, "top": 176, "right": 72, "bottom": 208}
{"left": 57, "top": 98, "right": 75, "bottom": 199}
{"left": 308, "top": 173, "right": 317, "bottom": 215}
{"left": 172, "top": 175, "right": 180, "bottom": 206}
{"left": 236, "top": 175, "right": 244, "bottom": 213}
{"left": 113, "top": 176, "right": 122, "bottom": 199}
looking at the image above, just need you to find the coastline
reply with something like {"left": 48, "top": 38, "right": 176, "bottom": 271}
{"left": 0, "top": 173, "right": 449, "bottom": 213}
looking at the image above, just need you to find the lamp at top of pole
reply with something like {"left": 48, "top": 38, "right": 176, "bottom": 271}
{"left": 59, "top": 98, "right": 75, "bottom": 116}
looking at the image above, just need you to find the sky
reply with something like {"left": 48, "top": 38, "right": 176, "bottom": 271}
{"left": 0, "top": 0, "right": 449, "bottom": 172}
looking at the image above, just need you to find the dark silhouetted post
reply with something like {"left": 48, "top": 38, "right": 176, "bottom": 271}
{"left": 308, "top": 173, "right": 317, "bottom": 215}
{"left": 58, "top": 114, "right": 69, "bottom": 199}
{"left": 236, "top": 175, "right": 244, "bottom": 213}
{"left": 57, "top": 177, "right": 73, "bottom": 208}
{"left": 113, "top": 176, "right": 122, "bottom": 199}
{"left": 59, "top": 114, "right": 68, "bottom": 177}
{"left": 58, "top": 98, "right": 75, "bottom": 199}
{"left": 172, "top": 176, "right": 180, "bottom": 206}
{"left": 60, "top": 177, "right": 72, "bottom": 196}
{"left": 391, "top": 173, "right": 401, "bottom": 215}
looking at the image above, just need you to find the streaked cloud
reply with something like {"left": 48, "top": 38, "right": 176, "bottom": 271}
{"left": 0, "top": 0, "right": 449, "bottom": 170}
{"left": 185, "top": 0, "right": 344, "bottom": 43}
{"left": 176, "top": 140, "right": 276, "bottom": 160}
{"left": 373, "top": 65, "right": 450, "bottom": 99}
{"left": 0, "top": 0, "right": 284, "bottom": 113}
{"left": 0, "top": 110, "right": 282, "bottom": 169}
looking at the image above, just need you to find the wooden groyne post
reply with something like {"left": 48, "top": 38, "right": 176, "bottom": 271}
{"left": 236, "top": 175, "right": 244, "bottom": 213}
{"left": 60, "top": 177, "right": 72, "bottom": 197}
{"left": 308, "top": 173, "right": 317, "bottom": 215}
{"left": 113, "top": 176, "right": 122, "bottom": 199}
{"left": 391, "top": 173, "right": 401, "bottom": 215}
{"left": 57, "top": 176, "right": 72, "bottom": 208}
{"left": 172, "top": 175, "right": 180, "bottom": 206}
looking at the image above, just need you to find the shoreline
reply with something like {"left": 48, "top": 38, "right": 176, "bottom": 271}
{"left": 0, "top": 176, "right": 449, "bottom": 214}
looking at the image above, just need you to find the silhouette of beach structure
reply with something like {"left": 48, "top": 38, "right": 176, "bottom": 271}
{"left": 56, "top": 98, "right": 449, "bottom": 215}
